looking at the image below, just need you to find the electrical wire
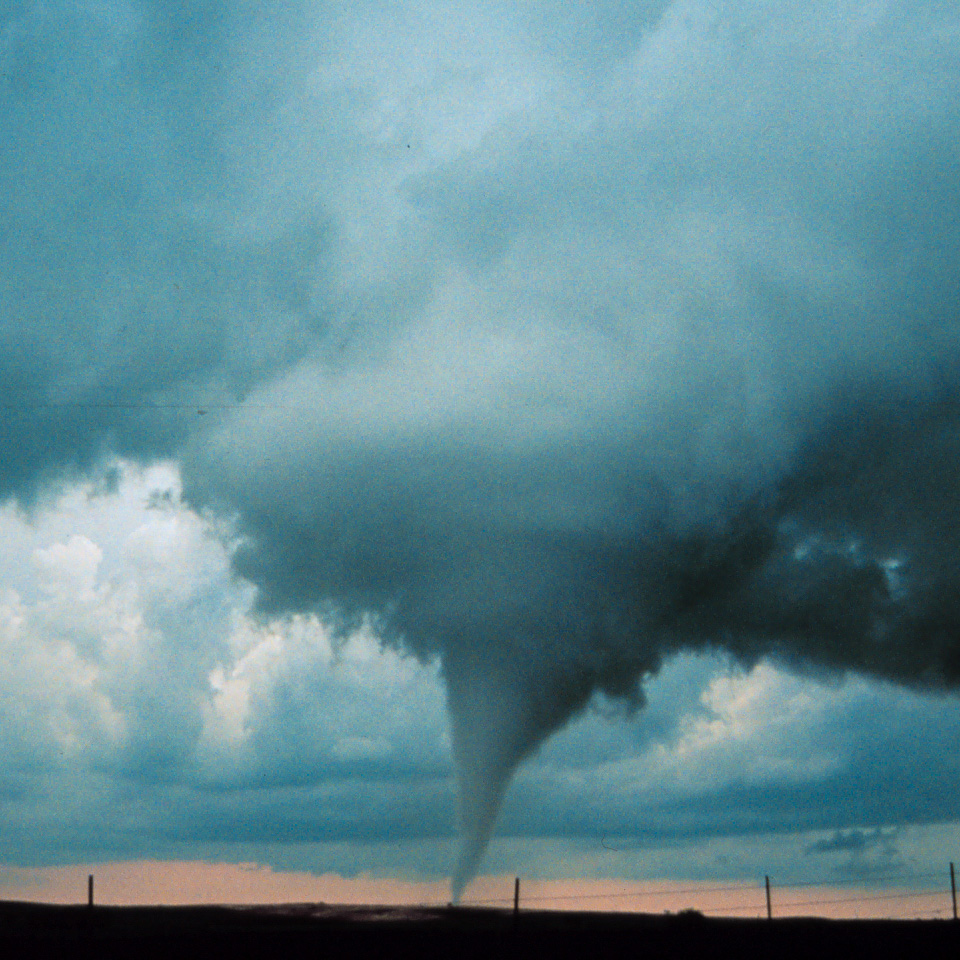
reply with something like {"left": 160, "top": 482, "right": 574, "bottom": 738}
{"left": 769, "top": 870, "right": 943, "bottom": 889}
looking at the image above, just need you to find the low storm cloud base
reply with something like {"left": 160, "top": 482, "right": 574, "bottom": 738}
{"left": 2, "top": 0, "right": 960, "bottom": 896}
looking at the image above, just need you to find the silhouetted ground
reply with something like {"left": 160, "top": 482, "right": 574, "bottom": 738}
{"left": 1, "top": 901, "right": 958, "bottom": 959}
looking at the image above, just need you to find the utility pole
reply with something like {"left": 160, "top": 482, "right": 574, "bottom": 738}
{"left": 951, "top": 862, "right": 957, "bottom": 921}
{"left": 765, "top": 875, "right": 772, "bottom": 921}
{"left": 88, "top": 874, "right": 94, "bottom": 909}
{"left": 514, "top": 876, "right": 520, "bottom": 917}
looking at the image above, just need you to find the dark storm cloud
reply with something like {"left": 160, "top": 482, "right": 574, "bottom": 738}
{"left": 0, "top": 0, "right": 334, "bottom": 497}
{"left": 4, "top": 0, "right": 960, "bottom": 896}
{"left": 182, "top": 1, "right": 960, "bottom": 893}
{"left": 805, "top": 828, "right": 897, "bottom": 856}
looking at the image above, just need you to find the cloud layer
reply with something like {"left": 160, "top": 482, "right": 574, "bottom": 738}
{"left": 1, "top": 464, "right": 958, "bottom": 879}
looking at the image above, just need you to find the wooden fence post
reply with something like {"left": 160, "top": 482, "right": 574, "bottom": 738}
{"left": 951, "top": 862, "right": 957, "bottom": 921}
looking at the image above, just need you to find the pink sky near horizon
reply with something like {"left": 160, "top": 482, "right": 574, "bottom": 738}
{"left": 0, "top": 861, "right": 953, "bottom": 920}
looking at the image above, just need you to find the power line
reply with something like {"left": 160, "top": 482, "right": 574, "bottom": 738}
{"left": 777, "top": 890, "right": 949, "bottom": 910}
{"left": 465, "top": 881, "right": 759, "bottom": 907}
{"left": 523, "top": 883, "right": 753, "bottom": 903}
{"left": 769, "top": 870, "right": 943, "bottom": 889}
{"left": 0, "top": 401, "right": 287, "bottom": 411}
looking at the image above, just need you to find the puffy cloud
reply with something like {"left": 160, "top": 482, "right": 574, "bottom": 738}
{"left": 0, "top": 463, "right": 453, "bottom": 862}
{"left": 504, "top": 660, "right": 960, "bottom": 840}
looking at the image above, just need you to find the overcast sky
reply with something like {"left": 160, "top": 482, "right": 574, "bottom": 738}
{"left": 1, "top": 0, "right": 959, "bottom": 902}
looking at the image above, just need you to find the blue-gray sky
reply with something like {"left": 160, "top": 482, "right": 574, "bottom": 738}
{"left": 1, "top": 0, "right": 959, "bottom": 897}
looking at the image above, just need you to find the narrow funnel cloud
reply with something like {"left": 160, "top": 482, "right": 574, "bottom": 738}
{"left": 443, "top": 647, "right": 636, "bottom": 901}
{"left": 3, "top": 0, "right": 960, "bottom": 897}
{"left": 446, "top": 674, "right": 523, "bottom": 902}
